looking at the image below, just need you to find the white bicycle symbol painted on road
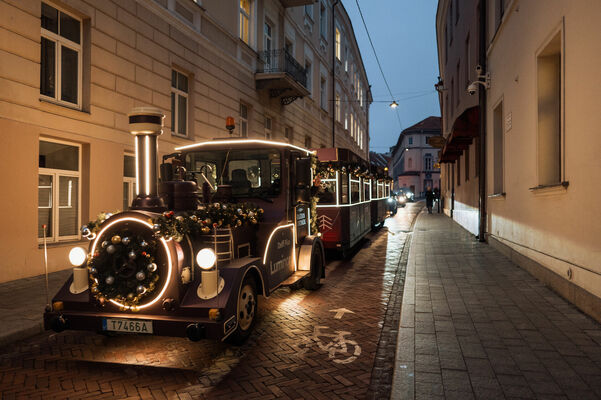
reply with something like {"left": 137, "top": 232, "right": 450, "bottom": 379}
{"left": 298, "top": 325, "right": 362, "bottom": 364}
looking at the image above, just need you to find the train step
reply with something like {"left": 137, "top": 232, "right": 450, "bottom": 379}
{"left": 280, "top": 271, "right": 310, "bottom": 286}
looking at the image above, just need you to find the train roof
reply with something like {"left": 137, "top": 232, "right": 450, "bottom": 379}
{"left": 175, "top": 138, "right": 314, "bottom": 156}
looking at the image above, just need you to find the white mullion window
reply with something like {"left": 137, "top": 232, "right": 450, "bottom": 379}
{"left": 38, "top": 139, "right": 81, "bottom": 242}
{"left": 40, "top": 2, "right": 82, "bottom": 109}
{"left": 171, "top": 69, "right": 189, "bottom": 137}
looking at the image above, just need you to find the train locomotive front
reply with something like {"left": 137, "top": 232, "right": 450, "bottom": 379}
{"left": 44, "top": 108, "right": 324, "bottom": 343}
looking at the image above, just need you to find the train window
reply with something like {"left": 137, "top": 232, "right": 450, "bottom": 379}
{"left": 371, "top": 178, "right": 377, "bottom": 198}
{"left": 340, "top": 173, "right": 349, "bottom": 204}
{"left": 317, "top": 179, "right": 337, "bottom": 205}
{"left": 377, "top": 182, "right": 383, "bottom": 198}
{"left": 350, "top": 179, "right": 360, "bottom": 203}
{"left": 364, "top": 180, "right": 371, "bottom": 201}
{"left": 185, "top": 149, "right": 281, "bottom": 198}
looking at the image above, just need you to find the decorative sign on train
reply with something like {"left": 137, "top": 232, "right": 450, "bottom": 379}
{"left": 264, "top": 225, "right": 295, "bottom": 289}
{"left": 295, "top": 204, "right": 309, "bottom": 239}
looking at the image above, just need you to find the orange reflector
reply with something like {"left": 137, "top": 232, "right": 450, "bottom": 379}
{"left": 208, "top": 308, "right": 221, "bottom": 321}
{"left": 52, "top": 301, "right": 64, "bottom": 311}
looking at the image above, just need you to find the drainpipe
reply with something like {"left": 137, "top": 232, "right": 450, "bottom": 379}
{"left": 331, "top": 0, "right": 339, "bottom": 148}
{"left": 478, "top": 0, "right": 487, "bottom": 242}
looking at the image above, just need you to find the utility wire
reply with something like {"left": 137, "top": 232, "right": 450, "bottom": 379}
{"left": 354, "top": 0, "right": 403, "bottom": 130}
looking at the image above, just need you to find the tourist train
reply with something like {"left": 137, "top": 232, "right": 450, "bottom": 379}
{"left": 44, "top": 107, "right": 392, "bottom": 343}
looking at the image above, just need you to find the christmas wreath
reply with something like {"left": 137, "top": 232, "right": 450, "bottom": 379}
{"left": 88, "top": 233, "right": 159, "bottom": 309}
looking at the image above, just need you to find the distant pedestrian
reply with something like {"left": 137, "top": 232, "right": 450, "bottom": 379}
{"left": 425, "top": 186, "right": 434, "bottom": 214}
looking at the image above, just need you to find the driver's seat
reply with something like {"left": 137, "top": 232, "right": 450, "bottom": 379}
{"left": 231, "top": 169, "right": 251, "bottom": 195}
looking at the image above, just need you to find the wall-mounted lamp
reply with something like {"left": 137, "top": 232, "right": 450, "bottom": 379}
{"left": 434, "top": 76, "right": 446, "bottom": 92}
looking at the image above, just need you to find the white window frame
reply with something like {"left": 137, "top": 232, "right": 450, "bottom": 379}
{"left": 171, "top": 68, "right": 189, "bottom": 137}
{"left": 264, "top": 116, "right": 272, "bottom": 139}
{"left": 305, "top": 59, "right": 313, "bottom": 95}
{"left": 320, "top": 75, "right": 327, "bottom": 110}
{"left": 40, "top": 2, "right": 82, "bottom": 109}
{"left": 240, "top": 102, "right": 249, "bottom": 137}
{"left": 319, "top": 1, "right": 327, "bottom": 39}
{"left": 38, "top": 138, "right": 81, "bottom": 243}
{"left": 335, "top": 93, "right": 341, "bottom": 122}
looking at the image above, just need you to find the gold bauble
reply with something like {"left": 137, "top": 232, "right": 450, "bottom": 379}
{"left": 111, "top": 235, "right": 122, "bottom": 244}
{"left": 127, "top": 292, "right": 135, "bottom": 300}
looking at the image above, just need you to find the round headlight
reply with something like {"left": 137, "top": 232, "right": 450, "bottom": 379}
{"left": 196, "top": 248, "right": 217, "bottom": 270}
{"left": 69, "top": 247, "right": 87, "bottom": 267}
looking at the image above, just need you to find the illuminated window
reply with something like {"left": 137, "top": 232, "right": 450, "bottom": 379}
{"left": 239, "top": 0, "right": 251, "bottom": 45}
{"left": 335, "top": 27, "right": 341, "bottom": 60}
{"left": 171, "top": 69, "right": 189, "bottom": 137}
{"left": 40, "top": 2, "right": 82, "bottom": 108}
{"left": 123, "top": 155, "right": 136, "bottom": 210}
{"left": 38, "top": 139, "right": 81, "bottom": 242}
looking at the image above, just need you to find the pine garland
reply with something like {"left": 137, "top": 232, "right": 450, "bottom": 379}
{"left": 152, "top": 202, "right": 263, "bottom": 242}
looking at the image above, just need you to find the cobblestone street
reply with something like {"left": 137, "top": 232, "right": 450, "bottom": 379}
{"left": 0, "top": 205, "right": 421, "bottom": 399}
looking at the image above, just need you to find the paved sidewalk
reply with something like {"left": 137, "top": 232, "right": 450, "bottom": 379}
{"left": 0, "top": 269, "right": 71, "bottom": 346}
{"left": 392, "top": 212, "right": 601, "bottom": 399}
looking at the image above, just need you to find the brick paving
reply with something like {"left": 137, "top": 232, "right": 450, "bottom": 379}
{"left": 392, "top": 211, "right": 601, "bottom": 400}
{"left": 0, "top": 204, "right": 422, "bottom": 399}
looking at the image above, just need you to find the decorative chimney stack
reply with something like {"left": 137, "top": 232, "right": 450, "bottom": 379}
{"left": 128, "top": 107, "right": 166, "bottom": 211}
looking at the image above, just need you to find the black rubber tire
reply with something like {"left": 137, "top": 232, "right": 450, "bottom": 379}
{"left": 303, "top": 246, "right": 324, "bottom": 290}
{"left": 227, "top": 275, "right": 258, "bottom": 345}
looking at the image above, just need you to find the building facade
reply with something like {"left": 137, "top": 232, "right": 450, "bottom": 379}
{"left": 389, "top": 116, "right": 441, "bottom": 197}
{"left": 435, "top": 0, "right": 481, "bottom": 235}
{"left": 437, "top": 0, "right": 601, "bottom": 322}
{"left": 0, "top": 0, "right": 370, "bottom": 282}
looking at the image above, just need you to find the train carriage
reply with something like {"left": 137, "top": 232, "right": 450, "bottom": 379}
{"left": 314, "top": 148, "right": 392, "bottom": 256}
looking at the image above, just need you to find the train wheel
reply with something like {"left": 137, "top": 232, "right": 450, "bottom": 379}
{"left": 228, "top": 275, "right": 258, "bottom": 345}
{"left": 303, "top": 245, "right": 324, "bottom": 290}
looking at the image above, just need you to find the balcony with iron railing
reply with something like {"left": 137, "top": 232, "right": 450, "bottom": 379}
{"left": 255, "top": 49, "right": 309, "bottom": 105}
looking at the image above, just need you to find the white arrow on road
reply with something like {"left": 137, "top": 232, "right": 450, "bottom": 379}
{"left": 329, "top": 308, "right": 355, "bottom": 319}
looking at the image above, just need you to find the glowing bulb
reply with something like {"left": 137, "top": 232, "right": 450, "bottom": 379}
{"left": 196, "top": 248, "right": 217, "bottom": 270}
{"left": 69, "top": 247, "right": 87, "bottom": 267}
{"left": 390, "top": 101, "right": 398, "bottom": 109}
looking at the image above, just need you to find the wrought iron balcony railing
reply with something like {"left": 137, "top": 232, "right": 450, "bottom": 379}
{"left": 257, "top": 49, "right": 307, "bottom": 87}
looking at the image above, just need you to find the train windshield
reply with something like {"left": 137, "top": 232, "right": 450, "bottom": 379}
{"left": 184, "top": 148, "right": 281, "bottom": 198}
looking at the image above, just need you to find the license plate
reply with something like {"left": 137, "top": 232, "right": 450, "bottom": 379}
{"left": 102, "top": 318, "right": 153, "bottom": 334}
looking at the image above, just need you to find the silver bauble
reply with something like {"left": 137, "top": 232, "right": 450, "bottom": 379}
{"left": 136, "top": 271, "right": 146, "bottom": 281}
{"left": 140, "top": 240, "right": 148, "bottom": 248}
{"left": 136, "top": 285, "right": 145, "bottom": 294}
{"left": 101, "top": 240, "right": 109, "bottom": 248}
{"left": 128, "top": 251, "right": 136, "bottom": 260}
{"left": 89, "top": 267, "right": 98, "bottom": 275}
{"left": 152, "top": 224, "right": 161, "bottom": 232}
{"left": 106, "top": 244, "right": 117, "bottom": 254}
{"left": 122, "top": 236, "right": 131, "bottom": 245}
{"left": 105, "top": 276, "right": 115, "bottom": 285}
{"left": 147, "top": 262, "right": 157, "bottom": 272}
